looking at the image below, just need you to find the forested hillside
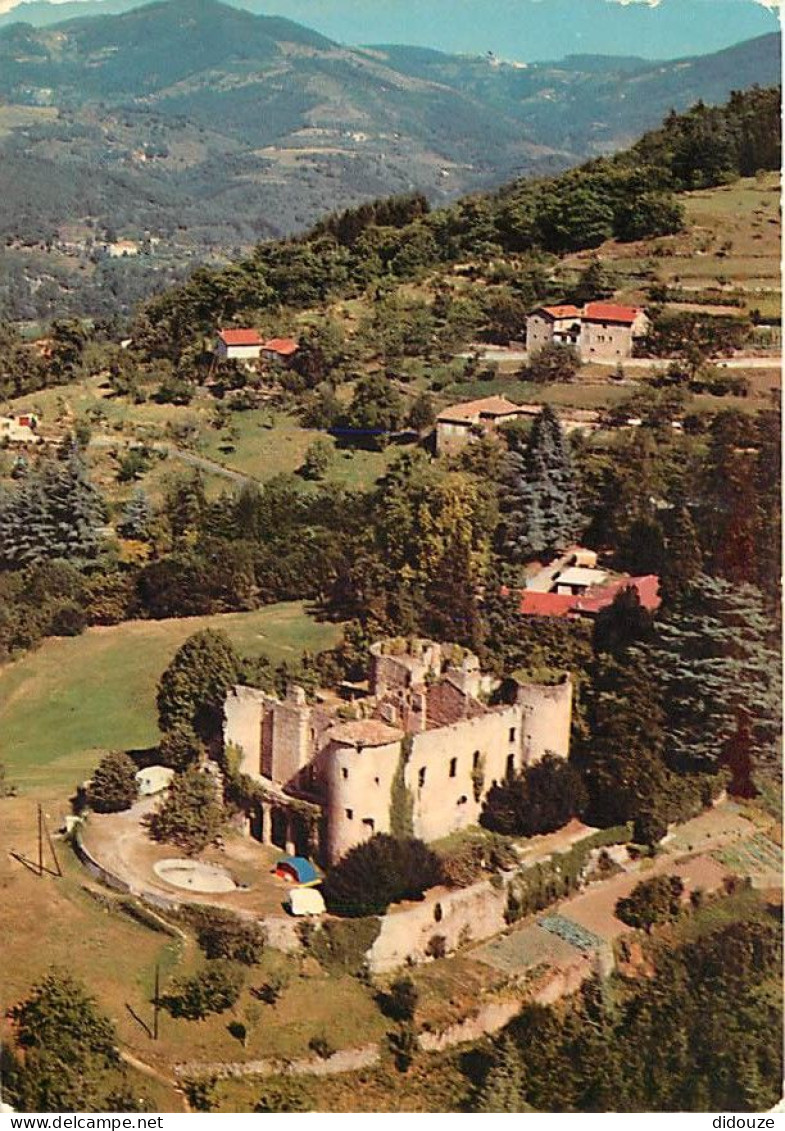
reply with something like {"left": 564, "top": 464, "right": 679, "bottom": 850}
{"left": 134, "top": 85, "right": 781, "bottom": 358}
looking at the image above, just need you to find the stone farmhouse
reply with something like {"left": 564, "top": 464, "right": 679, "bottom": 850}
{"left": 224, "top": 639, "right": 573, "bottom": 865}
{"left": 435, "top": 395, "right": 538, "bottom": 455}
{"left": 435, "top": 395, "right": 599, "bottom": 455}
{"left": 526, "top": 302, "right": 649, "bottom": 361}
{"left": 525, "top": 304, "right": 582, "bottom": 354}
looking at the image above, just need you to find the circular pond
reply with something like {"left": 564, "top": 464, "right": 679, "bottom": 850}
{"left": 153, "top": 858, "right": 237, "bottom": 893}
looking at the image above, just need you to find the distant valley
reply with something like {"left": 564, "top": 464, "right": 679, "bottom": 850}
{"left": 0, "top": 0, "right": 779, "bottom": 320}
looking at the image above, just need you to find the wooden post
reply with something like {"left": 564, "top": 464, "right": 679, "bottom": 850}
{"left": 153, "top": 963, "right": 160, "bottom": 1041}
{"left": 43, "top": 811, "right": 62, "bottom": 878}
{"left": 37, "top": 804, "right": 44, "bottom": 877}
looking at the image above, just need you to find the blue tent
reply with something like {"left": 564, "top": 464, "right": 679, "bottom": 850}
{"left": 275, "top": 856, "right": 319, "bottom": 886}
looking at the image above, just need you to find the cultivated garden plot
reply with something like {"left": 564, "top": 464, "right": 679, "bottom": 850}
{"left": 713, "top": 833, "right": 783, "bottom": 886}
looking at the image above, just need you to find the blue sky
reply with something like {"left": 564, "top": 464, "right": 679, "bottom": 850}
{"left": 242, "top": 0, "right": 780, "bottom": 59}
{"left": 0, "top": 0, "right": 780, "bottom": 59}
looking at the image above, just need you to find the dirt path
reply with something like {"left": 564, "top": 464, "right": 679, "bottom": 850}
{"left": 120, "top": 1050, "right": 191, "bottom": 1112}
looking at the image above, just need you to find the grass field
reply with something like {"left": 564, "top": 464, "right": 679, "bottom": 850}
{"left": 562, "top": 173, "right": 781, "bottom": 321}
{"left": 0, "top": 602, "right": 340, "bottom": 793}
{"left": 2, "top": 377, "right": 406, "bottom": 503}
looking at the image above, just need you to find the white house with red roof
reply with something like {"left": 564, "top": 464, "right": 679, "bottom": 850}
{"left": 215, "top": 328, "right": 264, "bottom": 362}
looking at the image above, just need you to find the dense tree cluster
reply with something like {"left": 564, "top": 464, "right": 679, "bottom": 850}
{"left": 0, "top": 449, "right": 103, "bottom": 569}
{"left": 481, "top": 754, "right": 587, "bottom": 838}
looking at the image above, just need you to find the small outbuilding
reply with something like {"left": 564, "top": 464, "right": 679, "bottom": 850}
{"left": 136, "top": 765, "right": 176, "bottom": 796}
{"left": 286, "top": 886, "right": 326, "bottom": 916}
{"left": 275, "top": 855, "right": 320, "bottom": 886}
{"left": 262, "top": 337, "right": 299, "bottom": 364}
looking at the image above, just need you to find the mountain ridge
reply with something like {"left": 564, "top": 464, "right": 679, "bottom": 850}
{"left": 0, "top": 0, "right": 778, "bottom": 320}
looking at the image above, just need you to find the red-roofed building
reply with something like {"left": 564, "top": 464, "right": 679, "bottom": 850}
{"left": 525, "top": 299, "right": 649, "bottom": 363}
{"left": 526, "top": 304, "right": 582, "bottom": 353}
{"left": 262, "top": 337, "right": 300, "bottom": 364}
{"left": 215, "top": 328, "right": 264, "bottom": 361}
{"left": 519, "top": 574, "right": 660, "bottom": 619}
{"left": 579, "top": 302, "right": 649, "bottom": 361}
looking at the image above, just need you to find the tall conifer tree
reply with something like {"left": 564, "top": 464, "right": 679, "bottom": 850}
{"left": 499, "top": 406, "right": 582, "bottom": 563}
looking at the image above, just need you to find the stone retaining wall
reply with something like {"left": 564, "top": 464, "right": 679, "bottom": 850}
{"left": 368, "top": 877, "right": 508, "bottom": 974}
{"left": 173, "top": 1043, "right": 380, "bottom": 1081}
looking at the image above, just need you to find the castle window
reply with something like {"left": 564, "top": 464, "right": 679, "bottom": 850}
{"left": 362, "top": 818, "right": 375, "bottom": 833}
{"left": 473, "top": 750, "right": 481, "bottom": 770}
{"left": 418, "top": 767, "right": 426, "bottom": 788}
{"left": 449, "top": 757, "right": 457, "bottom": 778}
{"left": 374, "top": 776, "right": 380, "bottom": 786}
{"left": 345, "top": 808, "right": 353, "bottom": 820}
{"left": 457, "top": 795, "right": 468, "bottom": 806}
{"left": 506, "top": 753, "right": 515, "bottom": 778}
{"left": 342, "top": 767, "right": 349, "bottom": 779}
{"left": 509, "top": 727, "right": 516, "bottom": 743}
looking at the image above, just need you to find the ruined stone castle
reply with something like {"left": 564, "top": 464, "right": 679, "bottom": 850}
{"left": 223, "top": 639, "right": 572, "bottom": 865}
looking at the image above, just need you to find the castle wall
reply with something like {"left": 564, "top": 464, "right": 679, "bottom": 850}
{"left": 325, "top": 737, "right": 402, "bottom": 863}
{"left": 267, "top": 690, "right": 312, "bottom": 785}
{"left": 517, "top": 678, "right": 573, "bottom": 764}
{"left": 223, "top": 686, "right": 266, "bottom": 776}
{"left": 367, "top": 878, "right": 507, "bottom": 972}
{"left": 407, "top": 705, "right": 523, "bottom": 844}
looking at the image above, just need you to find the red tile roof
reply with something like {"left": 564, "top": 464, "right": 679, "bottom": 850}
{"left": 538, "top": 305, "right": 581, "bottom": 320}
{"left": 423, "top": 680, "right": 486, "bottom": 730}
{"left": 582, "top": 303, "right": 642, "bottom": 325}
{"left": 436, "top": 395, "right": 524, "bottom": 424}
{"left": 518, "top": 591, "right": 577, "bottom": 618}
{"left": 575, "top": 575, "right": 661, "bottom": 615}
{"left": 264, "top": 337, "right": 299, "bottom": 356}
{"left": 218, "top": 328, "right": 263, "bottom": 346}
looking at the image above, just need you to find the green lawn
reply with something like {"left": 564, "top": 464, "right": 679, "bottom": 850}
{"left": 198, "top": 407, "right": 402, "bottom": 490}
{"left": 0, "top": 602, "right": 341, "bottom": 792}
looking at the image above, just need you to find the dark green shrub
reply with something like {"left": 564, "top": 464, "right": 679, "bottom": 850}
{"left": 322, "top": 834, "right": 443, "bottom": 917}
{"left": 162, "top": 961, "right": 244, "bottom": 1020}
{"left": 192, "top": 909, "right": 266, "bottom": 965}
{"left": 88, "top": 750, "right": 138, "bottom": 813}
